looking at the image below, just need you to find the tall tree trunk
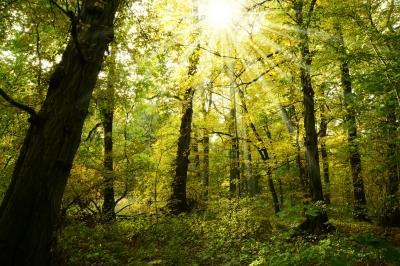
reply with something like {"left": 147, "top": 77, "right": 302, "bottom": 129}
{"left": 0, "top": 1, "right": 120, "bottom": 264}
{"left": 100, "top": 51, "right": 116, "bottom": 222}
{"left": 201, "top": 89, "right": 211, "bottom": 198}
{"left": 238, "top": 88, "right": 280, "bottom": 213}
{"left": 101, "top": 107, "right": 115, "bottom": 222}
{"left": 229, "top": 84, "right": 240, "bottom": 196}
{"left": 202, "top": 130, "right": 210, "bottom": 197}
{"left": 337, "top": 29, "right": 369, "bottom": 221}
{"left": 319, "top": 105, "right": 331, "bottom": 204}
{"left": 294, "top": 0, "right": 329, "bottom": 234}
{"left": 169, "top": 47, "right": 200, "bottom": 214}
{"left": 296, "top": 0, "right": 324, "bottom": 203}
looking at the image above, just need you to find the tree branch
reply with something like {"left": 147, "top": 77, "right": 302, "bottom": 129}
{"left": 85, "top": 122, "right": 103, "bottom": 141}
{"left": 0, "top": 88, "right": 38, "bottom": 118}
{"left": 115, "top": 182, "right": 129, "bottom": 206}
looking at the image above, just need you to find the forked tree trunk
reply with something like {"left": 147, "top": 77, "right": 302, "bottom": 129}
{"left": 0, "top": 1, "right": 120, "bottom": 264}
{"left": 337, "top": 29, "right": 369, "bottom": 221}
{"left": 169, "top": 47, "right": 200, "bottom": 214}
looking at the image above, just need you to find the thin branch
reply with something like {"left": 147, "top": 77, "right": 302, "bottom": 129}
{"left": 48, "top": 0, "right": 70, "bottom": 17}
{"left": 85, "top": 122, "right": 103, "bottom": 141}
{"left": 115, "top": 204, "right": 133, "bottom": 215}
{"left": 0, "top": 88, "right": 38, "bottom": 118}
{"left": 177, "top": 43, "right": 242, "bottom": 60}
{"left": 115, "top": 182, "right": 129, "bottom": 206}
{"left": 237, "top": 60, "right": 286, "bottom": 87}
{"left": 246, "top": 0, "right": 271, "bottom": 11}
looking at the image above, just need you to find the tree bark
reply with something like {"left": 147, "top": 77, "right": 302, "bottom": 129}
{"left": 0, "top": 1, "right": 120, "bottom": 264}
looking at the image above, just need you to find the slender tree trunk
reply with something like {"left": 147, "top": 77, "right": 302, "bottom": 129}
{"left": 281, "top": 104, "right": 307, "bottom": 194}
{"left": 169, "top": 47, "right": 200, "bottom": 214}
{"left": 238, "top": 88, "right": 280, "bottom": 213}
{"left": 0, "top": 1, "right": 119, "bottom": 264}
{"left": 192, "top": 127, "right": 201, "bottom": 180}
{"left": 202, "top": 131, "right": 210, "bottom": 197}
{"left": 337, "top": 29, "right": 369, "bottom": 221}
{"left": 278, "top": 174, "right": 284, "bottom": 207}
{"left": 101, "top": 52, "right": 116, "bottom": 222}
{"left": 101, "top": 108, "right": 115, "bottom": 221}
{"left": 229, "top": 84, "right": 240, "bottom": 196}
{"left": 319, "top": 105, "right": 331, "bottom": 204}
{"left": 247, "top": 138, "right": 256, "bottom": 196}
{"left": 294, "top": 115, "right": 308, "bottom": 194}
{"left": 201, "top": 88, "right": 211, "bottom": 198}
{"left": 381, "top": 101, "right": 400, "bottom": 227}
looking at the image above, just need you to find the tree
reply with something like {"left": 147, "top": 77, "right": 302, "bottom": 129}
{"left": 100, "top": 47, "right": 117, "bottom": 222}
{"left": 238, "top": 87, "right": 280, "bottom": 213}
{"left": 336, "top": 26, "right": 369, "bottom": 221}
{"left": 292, "top": 0, "right": 329, "bottom": 232}
{"left": 0, "top": 0, "right": 120, "bottom": 263}
{"left": 168, "top": 46, "right": 201, "bottom": 214}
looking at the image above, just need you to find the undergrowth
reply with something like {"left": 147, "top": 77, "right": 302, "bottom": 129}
{"left": 56, "top": 199, "right": 400, "bottom": 265}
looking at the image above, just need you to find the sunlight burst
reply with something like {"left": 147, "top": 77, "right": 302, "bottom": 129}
{"left": 201, "top": 0, "right": 242, "bottom": 31}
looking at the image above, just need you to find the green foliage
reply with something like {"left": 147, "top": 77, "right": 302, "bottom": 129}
{"left": 58, "top": 201, "right": 400, "bottom": 266}
{"left": 251, "top": 233, "right": 400, "bottom": 266}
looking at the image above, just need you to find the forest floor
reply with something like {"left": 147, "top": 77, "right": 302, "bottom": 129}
{"left": 55, "top": 198, "right": 400, "bottom": 266}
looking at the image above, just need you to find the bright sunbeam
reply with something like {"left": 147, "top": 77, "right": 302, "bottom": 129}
{"left": 200, "top": 0, "right": 242, "bottom": 31}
